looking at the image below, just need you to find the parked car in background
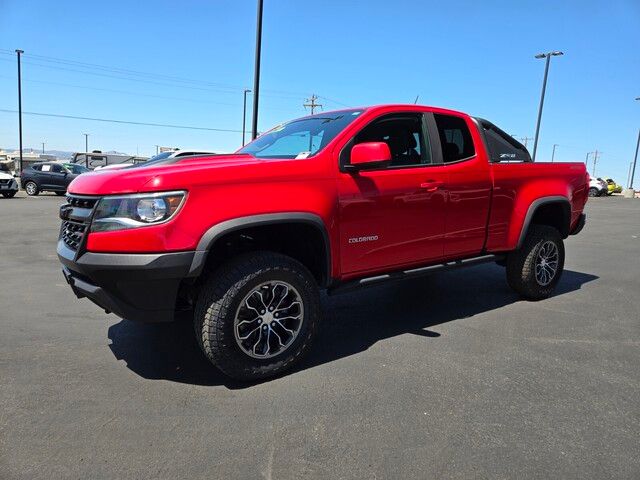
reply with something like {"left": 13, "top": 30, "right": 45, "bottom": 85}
{"left": 605, "top": 178, "right": 623, "bottom": 195}
{"left": 0, "top": 162, "right": 19, "bottom": 198}
{"left": 21, "top": 162, "right": 87, "bottom": 196}
{"left": 589, "top": 177, "right": 608, "bottom": 197}
{"left": 63, "top": 164, "right": 91, "bottom": 175}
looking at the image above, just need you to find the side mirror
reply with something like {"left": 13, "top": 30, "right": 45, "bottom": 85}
{"left": 347, "top": 142, "right": 391, "bottom": 171}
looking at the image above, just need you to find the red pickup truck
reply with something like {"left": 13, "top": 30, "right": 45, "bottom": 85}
{"left": 58, "top": 104, "right": 588, "bottom": 380}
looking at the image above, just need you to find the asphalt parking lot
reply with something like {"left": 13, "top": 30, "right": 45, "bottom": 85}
{"left": 1, "top": 192, "right": 638, "bottom": 479}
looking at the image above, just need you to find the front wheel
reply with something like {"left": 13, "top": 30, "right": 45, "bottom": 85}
{"left": 24, "top": 181, "right": 39, "bottom": 196}
{"left": 588, "top": 187, "right": 599, "bottom": 197}
{"left": 194, "top": 251, "right": 320, "bottom": 381}
{"left": 506, "top": 225, "right": 565, "bottom": 300}
{"left": 2, "top": 191, "right": 17, "bottom": 198}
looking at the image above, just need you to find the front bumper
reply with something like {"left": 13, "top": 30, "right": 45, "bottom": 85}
{"left": 0, "top": 179, "right": 19, "bottom": 192}
{"left": 58, "top": 240, "right": 194, "bottom": 323}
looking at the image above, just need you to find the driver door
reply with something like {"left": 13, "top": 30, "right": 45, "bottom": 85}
{"left": 337, "top": 112, "right": 447, "bottom": 275}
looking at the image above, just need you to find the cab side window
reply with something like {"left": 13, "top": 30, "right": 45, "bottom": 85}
{"left": 51, "top": 164, "right": 64, "bottom": 173}
{"left": 350, "top": 113, "right": 431, "bottom": 168}
{"left": 434, "top": 114, "right": 475, "bottom": 163}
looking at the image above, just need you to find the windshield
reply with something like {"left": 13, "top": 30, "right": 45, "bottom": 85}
{"left": 238, "top": 109, "right": 363, "bottom": 159}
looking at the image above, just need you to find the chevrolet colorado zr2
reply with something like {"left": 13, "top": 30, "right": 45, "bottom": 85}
{"left": 57, "top": 105, "right": 588, "bottom": 380}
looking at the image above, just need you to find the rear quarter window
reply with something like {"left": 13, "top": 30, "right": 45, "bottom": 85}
{"left": 478, "top": 119, "right": 531, "bottom": 163}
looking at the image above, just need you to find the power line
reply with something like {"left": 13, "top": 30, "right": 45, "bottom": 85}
{"left": 0, "top": 50, "right": 341, "bottom": 103}
{"left": 316, "top": 95, "right": 351, "bottom": 108}
{"left": 0, "top": 74, "right": 240, "bottom": 106}
{"left": 0, "top": 108, "right": 243, "bottom": 133}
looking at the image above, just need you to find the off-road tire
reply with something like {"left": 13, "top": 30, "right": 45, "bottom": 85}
{"left": 2, "top": 191, "right": 16, "bottom": 198}
{"left": 25, "top": 181, "right": 39, "bottom": 196}
{"left": 506, "top": 225, "right": 565, "bottom": 300}
{"left": 194, "top": 251, "right": 320, "bottom": 381}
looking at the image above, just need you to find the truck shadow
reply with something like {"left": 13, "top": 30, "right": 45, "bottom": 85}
{"left": 107, "top": 264, "right": 597, "bottom": 389}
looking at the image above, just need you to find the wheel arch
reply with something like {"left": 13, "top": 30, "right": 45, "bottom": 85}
{"left": 517, "top": 196, "right": 571, "bottom": 249}
{"left": 188, "top": 213, "right": 332, "bottom": 287}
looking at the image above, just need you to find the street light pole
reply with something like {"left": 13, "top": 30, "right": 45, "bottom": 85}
{"left": 585, "top": 151, "right": 592, "bottom": 165}
{"left": 15, "top": 49, "right": 24, "bottom": 173}
{"left": 532, "top": 51, "right": 563, "bottom": 162}
{"left": 251, "top": 0, "right": 263, "bottom": 141}
{"left": 630, "top": 129, "right": 640, "bottom": 189}
{"left": 83, "top": 133, "right": 89, "bottom": 167}
{"left": 551, "top": 143, "right": 559, "bottom": 162}
{"left": 630, "top": 97, "right": 640, "bottom": 189}
{"left": 42, "top": 142, "right": 45, "bottom": 154}
{"left": 242, "top": 89, "right": 251, "bottom": 146}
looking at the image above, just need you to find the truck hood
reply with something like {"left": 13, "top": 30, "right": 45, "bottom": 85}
{"left": 67, "top": 153, "right": 319, "bottom": 195}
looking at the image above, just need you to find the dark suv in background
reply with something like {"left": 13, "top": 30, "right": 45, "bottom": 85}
{"left": 21, "top": 162, "right": 89, "bottom": 196}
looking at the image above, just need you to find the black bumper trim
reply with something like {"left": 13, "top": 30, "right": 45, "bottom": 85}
{"left": 570, "top": 213, "right": 586, "bottom": 236}
{"left": 58, "top": 240, "right": 195, "bottom": 323}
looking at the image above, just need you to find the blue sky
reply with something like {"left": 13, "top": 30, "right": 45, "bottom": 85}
{"left": 1, "top": 0, "right": 638, "bottom": 182}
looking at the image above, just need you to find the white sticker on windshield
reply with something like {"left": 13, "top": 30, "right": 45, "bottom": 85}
{"left": 295, "top": 151, "right": 311, "bottom": 159}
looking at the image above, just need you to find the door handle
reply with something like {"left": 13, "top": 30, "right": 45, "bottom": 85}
{"left": 419, "top": 181, "right": 443, "bottom": 192}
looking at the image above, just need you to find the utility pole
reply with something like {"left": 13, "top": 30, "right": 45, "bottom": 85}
{"left": 155, "top": 145, "right": 159, "bottom": 155}
{"left": 303, "top": 94, "right": 323, "bottom": 115}
{"left": 585, "top": 151, "right": 592, "bottom": 165}
{"left": 532, "top": 51, "right": 564, "bottom": 162}
{"left": 41, "top": 142, "right": 45, "bottom": 154}
{"left": 521, "top": 137, "right": 533, "bottom": 148}
{"left": 242, "top": 89, "right": 251, "bottom": 146}
{"left": 551, "top": 144, "right": 559, "bottom": 162}
{"left": 592, "top": 150, "right": 599, "bottom": 177}
{"left": 251, "top": 0, "right": 263, "bottom": 141}
{"left": 627, "top": 162, "right": 634, "bottom": 189}
{"left": 15, "top": 49, "right": 24, "bottom": 173}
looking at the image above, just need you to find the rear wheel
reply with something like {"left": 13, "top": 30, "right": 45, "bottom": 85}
{"left": 55, "top": 191, "right": 66, "bottom": 196}
{"left": 194, "top": 251, "right": 320, "bottom": 381}
{"left": 506, "top": 225, "right": 564, "bottom": 300}
{"left": 24, "top": 181, "right": 39, "bottom": 196}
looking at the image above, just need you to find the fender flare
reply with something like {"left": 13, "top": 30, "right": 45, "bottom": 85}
{"left": 517, "top": 196, "right": 571, "bottom": 249}
{"left": 187, "top": 212, "right": 332, "bottom": 286}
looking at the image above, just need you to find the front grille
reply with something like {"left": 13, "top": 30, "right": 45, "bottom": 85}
{"left": 67, "top": 195, "right": 98, "bottom": 209}
{"left": 61, "top": 220, "right": 87, "bottom": 251}
{"left": 0, "top": 179, "right": 9, "bottom": 185}
{"left": 59, "top": 194, "right": 100, "bottom": 252}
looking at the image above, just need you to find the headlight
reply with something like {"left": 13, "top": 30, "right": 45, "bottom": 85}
{"left": 91, "top": 191, "right": 186, "bottom": 232}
